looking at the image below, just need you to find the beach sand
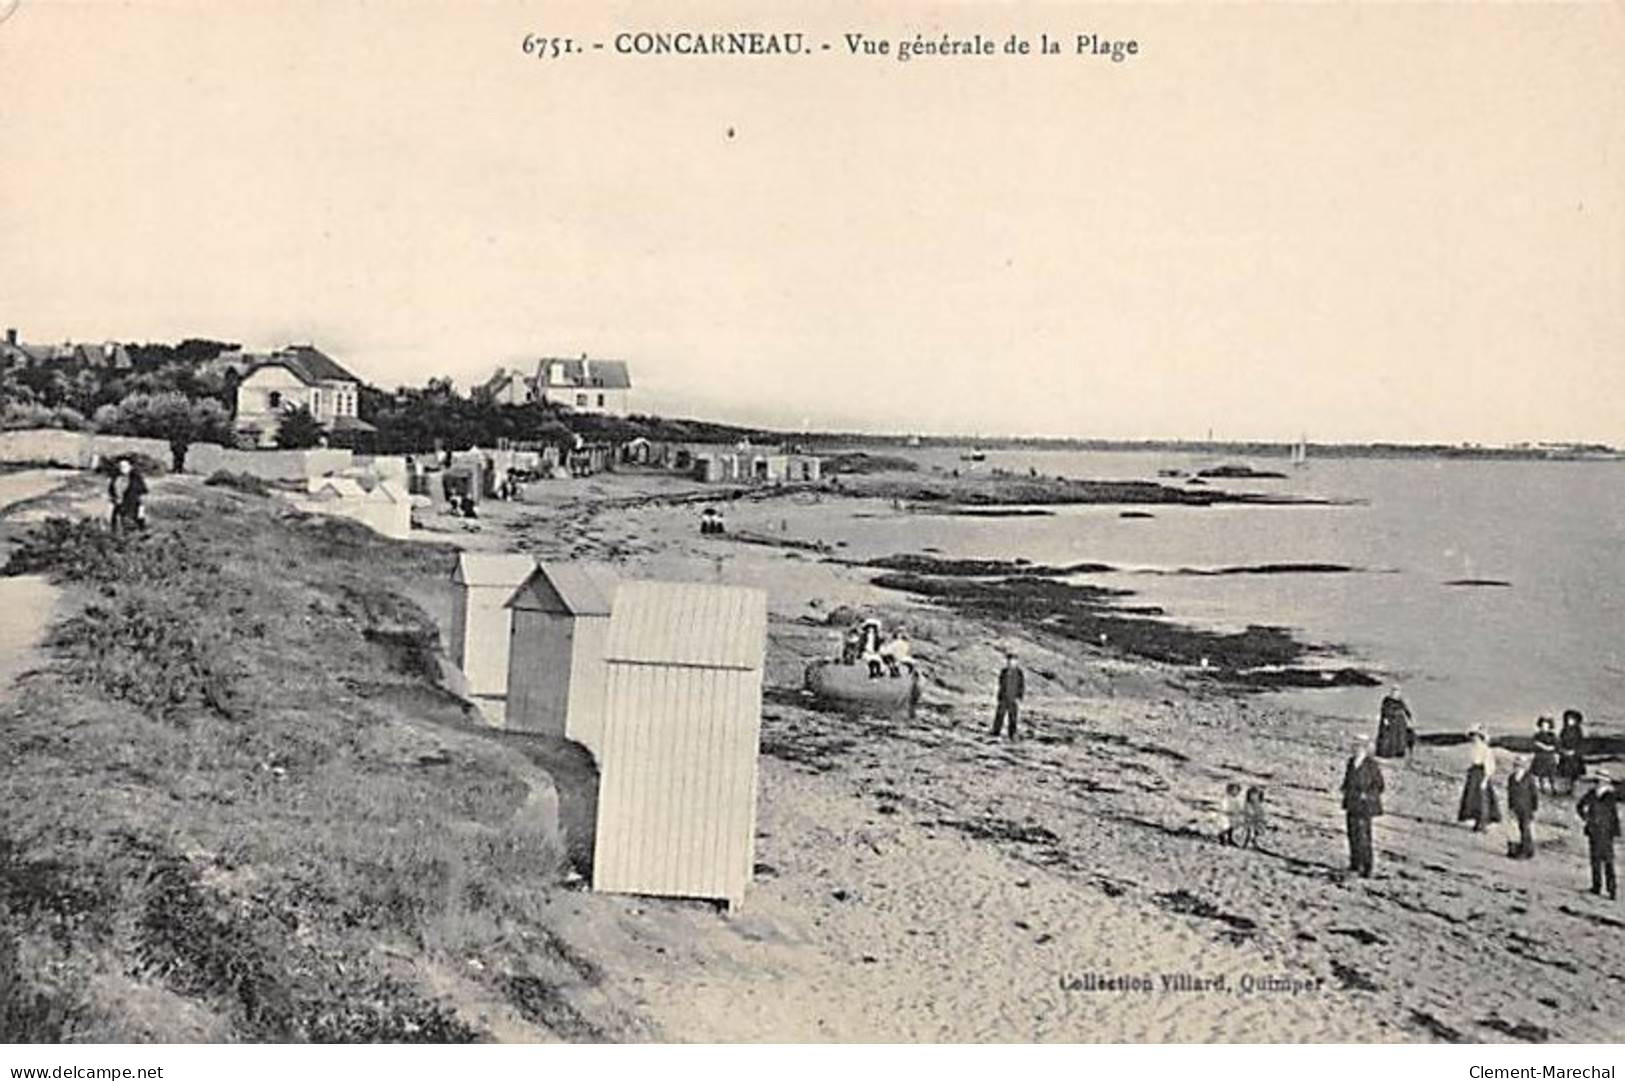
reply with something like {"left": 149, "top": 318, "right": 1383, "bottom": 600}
{"left": 404, "top": 470, "right": 1624, "bottom": 1043}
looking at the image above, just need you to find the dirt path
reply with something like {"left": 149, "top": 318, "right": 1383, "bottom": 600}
{"left": 0, "top": 467, "right": 78, "bottom": 512}
{"left": 0, "top": 469, "right": 78, "bottom": 696}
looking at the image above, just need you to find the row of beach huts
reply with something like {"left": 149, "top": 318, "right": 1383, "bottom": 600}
{"left": 451, "top": 553, "right": 767, "bottom": 910}
{"left": 0, "top": 426, "right": 828, "bottom": 544}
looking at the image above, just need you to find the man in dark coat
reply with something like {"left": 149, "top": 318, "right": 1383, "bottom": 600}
{"left": 1340, "top": 736, "right": 1384, "bottom": 877}
{"left": 1505, "top": 756, "right": 1539, "bottom": 860}
{"left": 989, "top": 652, "right": 1025, "bottom": 740}
{"left": 1577, "top": 772, "right": 1619, "bottom": 900}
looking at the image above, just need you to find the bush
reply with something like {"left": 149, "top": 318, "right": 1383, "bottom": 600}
{"left": 204, "top": 471, "right": 273, "bottom": 498}
{"left": 49, "top": 590, "right": 239, "bottom": 720}
{"left": 3, "top": 518, "right": 217, "bottom": 585}
{"left": 1, "top": 403, "right": 88, "bottom": 431}
{"left": 95, "top": 391, "right": 233, "bottom": 471}
{"left": 94, "top": 452, "right": 165, "bottom": 477}
{"left": 275, "top": 407, "right": 324, "bottom": 450}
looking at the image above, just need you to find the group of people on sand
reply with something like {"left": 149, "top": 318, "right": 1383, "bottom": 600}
{"left": 1339, "top": 689, "right": 1618, "bottom": 900}
{"left": 1531, "top": 711, "right": 1590, "bottom": 795}
{"left": 839, "top": 617, "right": 914, "bottom": 679}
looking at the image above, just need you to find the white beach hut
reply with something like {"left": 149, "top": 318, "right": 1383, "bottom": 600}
{"left": 504, "top": 562, "right": 618, "bottom": 750}
{"left": 591, "top": 580, "right": 767, "bottom": 910}
{"left": 450, "top": 553, "right": 536, "bottom": 719}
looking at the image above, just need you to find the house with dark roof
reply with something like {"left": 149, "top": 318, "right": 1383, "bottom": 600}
{"left": 1, "top": 328, "right": 132, "bottom": 370}
{"left": 533, "top": 355, "right": 632, "bottom": 417}
{"left": 475, "top": 366, "right": 533, "bottom": 406}
{"left": 232, "top": 344, "right": 373, "bottom": 446}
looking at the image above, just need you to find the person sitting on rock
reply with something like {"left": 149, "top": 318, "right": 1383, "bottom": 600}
{"left": 840, "top": 627, "right": 862, "bottom": 666}
{"left": 879, "top": 628, "right": 913, "bottom": 677}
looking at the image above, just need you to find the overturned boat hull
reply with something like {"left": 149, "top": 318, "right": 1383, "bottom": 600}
{"left": 804, "top": 660, "right": 919, "bottom": 715}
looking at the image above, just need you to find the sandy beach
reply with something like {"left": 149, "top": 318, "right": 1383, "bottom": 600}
{"left": 401, "top": 467, "right": 1625, "bottom": 1043}
{"left": 1, "top": 463, "right": 1619, "bottom": 1044}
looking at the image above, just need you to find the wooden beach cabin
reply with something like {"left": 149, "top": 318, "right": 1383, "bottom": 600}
{"left": 504, "top": 562, "right": 618, "bottom": 751}
{"left": 591, "top": 581, "right": 768, "bottom": 910}
{"left": 450, "top": 553, "right": 536, "bottom": 721}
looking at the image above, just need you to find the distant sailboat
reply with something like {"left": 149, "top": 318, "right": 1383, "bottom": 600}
{"left": 1291, "top": 435, "right": 1309, "bottom": 469}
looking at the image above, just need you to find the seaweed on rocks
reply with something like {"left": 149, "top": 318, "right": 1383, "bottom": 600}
{"left": 869, "top": 571, "right": 1369, "bottom": 687}
{"left": 867, "top": 554, "right": 1113, "bottom": 577}
{"left": 1196, "top": 465, "right": 1288, "bottom": 480}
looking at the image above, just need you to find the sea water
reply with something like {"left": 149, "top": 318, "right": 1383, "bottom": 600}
{"left": 823, "top": 448, "right": 1625, "bottom": 735}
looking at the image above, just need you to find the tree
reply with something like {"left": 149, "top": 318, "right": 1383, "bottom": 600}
{"left": 95, "top": 391, "right": 235, "bottom": 472}
{"left": 275, "top": 406, "right": 324, "bottom": 450}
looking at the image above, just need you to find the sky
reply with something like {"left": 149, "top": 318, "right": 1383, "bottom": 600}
{"left": 2, "top": 1, "right": 1622, "bottom": 443}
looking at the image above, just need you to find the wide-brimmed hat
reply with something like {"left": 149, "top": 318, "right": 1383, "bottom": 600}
{"left": 1467, "top": 724, "right": 1486, "bottom": 739}
{"left": 1594, "top": 768, "right": 1613, "bottom": 783}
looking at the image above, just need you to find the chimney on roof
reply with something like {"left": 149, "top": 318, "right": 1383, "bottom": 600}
{"left": 4, "top": 328, "right": 16, "bottom": 346}
{"left": 582, "top": 356, "right": 591, "bottom": 384}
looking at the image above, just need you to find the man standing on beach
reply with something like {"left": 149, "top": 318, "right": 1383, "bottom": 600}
{"left": 1340, "top": 736, "right": 1384, "bottom": 878}
{"left": 1505, "top": 756, "right": 1538, "bottom": 860}
{"left": 1577, "top": 770, "right": 1619, "bottom": 900}
{"left": 990, "top": 652, "right": 1025, "bottom": 740}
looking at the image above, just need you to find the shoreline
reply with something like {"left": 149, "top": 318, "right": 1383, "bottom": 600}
{"left": 4, "top": 466, "right": 1622, "bottom": 1042}
{"left": 488, "top": 468, "right": 1624, "bottom": 1041}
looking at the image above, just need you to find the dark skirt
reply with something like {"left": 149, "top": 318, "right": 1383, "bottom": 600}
{"left": 1457, "top": 766, "right": 1502, "bottom": 824}
{"left": 1559, "top": 750, "right": 1586, "bottom": 782}
{"left": 1531, "top": 747, "right": 1560, "bottom": 779}
{"left": 1374, "top": 718, "right": 1410, "bottom": 758}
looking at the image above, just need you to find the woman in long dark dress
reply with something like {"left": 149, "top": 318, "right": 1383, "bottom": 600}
{"left": 1530, "top": 715, "right": 1561, "bottom": 794}
{"left": 1374, "top": 687, "right": 1414, "bottom": 759}
{"left": 1457, "top": 727, "right": 1502, "bottom": 831}
{"left": 1557, "top": 709, "right": 1586, "bottom": 796}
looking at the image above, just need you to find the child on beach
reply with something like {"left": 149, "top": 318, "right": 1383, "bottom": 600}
{"left": 1240, "top": 786, "right": 1266, "bottom": 849}
{"left": 1216, "top": 782, "right": 1243, "bottom": 846}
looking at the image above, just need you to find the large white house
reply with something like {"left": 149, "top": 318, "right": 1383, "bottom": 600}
{"left": 232, "top": 345, "right": 370, "bottom": 446}
{"left": 533, "top": 357, "right": 632, "bottom": 417}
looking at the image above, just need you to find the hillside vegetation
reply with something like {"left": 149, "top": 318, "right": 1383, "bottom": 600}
{"left": 0, "top": 482, "right": 623, "bottom": 1042}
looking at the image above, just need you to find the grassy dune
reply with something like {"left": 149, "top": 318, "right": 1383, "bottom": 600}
{"left": 0, "top": 482, "right": 614, "bottom": 1042}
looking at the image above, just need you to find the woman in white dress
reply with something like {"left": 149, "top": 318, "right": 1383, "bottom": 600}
{"left": 1457, "top": 727, "right": 1502, "bottom": 831}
